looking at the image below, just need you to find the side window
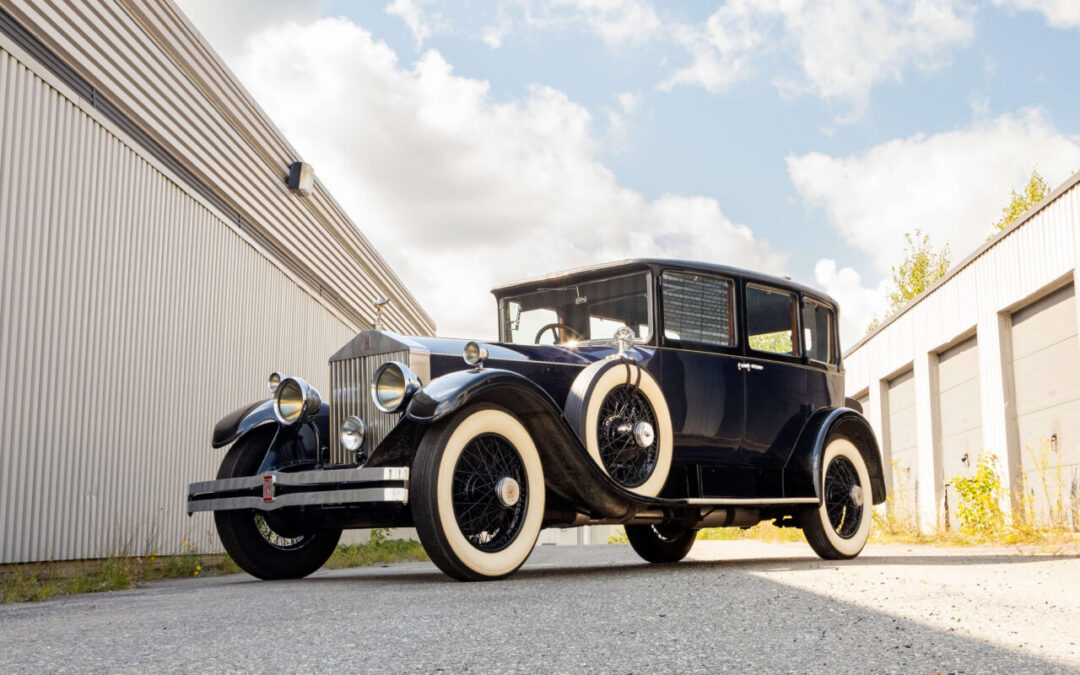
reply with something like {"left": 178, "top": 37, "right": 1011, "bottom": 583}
{"left": 661, "top": 272, "right": 735, "bottom": 347}
{"left": 746, "top": 285, "right": 798, "bottom": 356}
{"left": 802, "top": 299, "right": 835, "bottom": 363}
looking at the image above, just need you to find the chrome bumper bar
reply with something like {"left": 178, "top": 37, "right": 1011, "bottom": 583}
{"left": 186, "top": 467, "right": 409, "bottom": 514}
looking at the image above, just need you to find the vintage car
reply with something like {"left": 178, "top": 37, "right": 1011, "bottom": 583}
{"left": 187, "top": 259, "right": 886, "bottom": 581}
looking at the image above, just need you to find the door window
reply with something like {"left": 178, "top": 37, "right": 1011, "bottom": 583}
{"left": 746, "top": 285, "right": 798, "bottom": 356}
{"left": 802, "top": 299, "right": 835, "bottom": 363}
{"left": 661, "top": 272, "right": 735, "bottom": 347}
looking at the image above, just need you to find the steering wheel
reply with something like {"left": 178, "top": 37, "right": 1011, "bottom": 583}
{"left": 534, "top": 323, "right": 586, "bottom": 345}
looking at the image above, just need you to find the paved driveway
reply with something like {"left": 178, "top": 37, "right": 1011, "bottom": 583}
{"left": 1, "top": 541, "right": 1077, "bottom": 673}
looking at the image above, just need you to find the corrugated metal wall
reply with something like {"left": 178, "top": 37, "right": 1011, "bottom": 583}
{"left": 0, "top": 45, "right": 363, "bottom": 562}
{"left": 2, "top": 0, "right": 435, "bottom": 337}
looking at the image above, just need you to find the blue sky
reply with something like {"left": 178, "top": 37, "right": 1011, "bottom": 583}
{"left": 177, "top": 0, "right": 1080, "bottom": 346}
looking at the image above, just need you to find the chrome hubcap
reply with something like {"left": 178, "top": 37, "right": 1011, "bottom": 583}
{"left": 632, "top": 421, "right": 655, "bottom": 448}
{"left": 495, "top": 477, "right": 521, "bottom": 508}
{"left": 849, "top": 484, "right": 864, "bottom": 508}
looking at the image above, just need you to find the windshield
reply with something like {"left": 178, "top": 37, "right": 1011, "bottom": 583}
{"left": 500, "top": 272, "right": 652, "bottom": 345}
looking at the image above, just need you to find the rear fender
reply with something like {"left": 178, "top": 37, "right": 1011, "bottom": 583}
{"left": 400, "top": 368, "right": 639, "bottom": 519}
{"left": 783, "top": 408, "right": 887, "bottom": 505}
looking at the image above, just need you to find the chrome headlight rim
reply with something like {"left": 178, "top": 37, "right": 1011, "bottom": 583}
{"left": 463, "top": 341, "right": 488, "bottom": 367}
{"left": 370, "top": 361, "right": 421, "bottom": 414}
{"left": 273, "top": 376, "right": 322, "bottom": 425}
{"left": 340, "top": 415, "right": 366, "bottom": 454}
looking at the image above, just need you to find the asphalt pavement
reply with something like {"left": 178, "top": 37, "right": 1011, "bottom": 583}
{"left": 1, "top": 540, "right": 1077, "bottom": 673}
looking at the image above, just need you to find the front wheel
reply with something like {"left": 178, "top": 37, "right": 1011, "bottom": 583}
{"left": 625, "top": 523, "right": 698, "bottom": 563}
{"left": 214, "top": 434, "right": 341, "bottom": 580}
{"left": 799, "top": 437, "right": 873, "bottom": 560}
{"left": 411, "top": 405, "right": 546, "bottom": 581}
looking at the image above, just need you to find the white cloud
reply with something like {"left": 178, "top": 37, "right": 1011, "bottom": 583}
{"left": 617, "top": 90, "right": 642, "bottom": 114}
{"left": 386, "top": 0, "right": 448, "bottom": 48}
{"left": 664, "top": 0, "right": 974, "bottom": 114}
{"left": 547, "top": 0, "right": 662, "bottom": 47}
{"left": 812, "top": 259, "right": 890, "bottom": 350}
{"left": 175, "top": 0, "right": 319, "bottom": 60}
{"left": 788, "top": 108, "right": 1080, "bottom": 275}
{"left": 992, "top": 0, "right": 1080, "bottom": 28}
{"left": 228, "top": 18, "right": 785, "bottom": 337}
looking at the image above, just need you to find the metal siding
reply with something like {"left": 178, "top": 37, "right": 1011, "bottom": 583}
{"left": 1009, "top": 284, "right": 1080, "bottom": 528}
{"left": 937, "top": 337, "right": 983, "bottom": 490}
{"left": 0, "top": 46, "right": 371, "bottom": 562}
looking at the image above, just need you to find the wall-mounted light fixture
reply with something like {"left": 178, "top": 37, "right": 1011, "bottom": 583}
{"left": 287, "top": 161, "right": 315, "bottom": 196}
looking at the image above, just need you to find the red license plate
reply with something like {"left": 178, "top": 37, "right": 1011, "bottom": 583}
{"left": 262, "top": 475, "right": 275, "bottom": 502}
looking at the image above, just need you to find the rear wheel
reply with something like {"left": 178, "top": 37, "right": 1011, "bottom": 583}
{"left": 411, "top": 405, "right": 545, "bottom": 581}
{"left": 625, "top": 523, "right": 698, "bottom": 563}
{"left": 799, "top": 437, "right": 873, "bottom": 560}
{"left": 213, "top": 434, "right": 341, "bottom": 580}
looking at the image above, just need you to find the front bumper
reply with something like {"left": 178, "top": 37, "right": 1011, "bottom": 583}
{"left": 186, "top": 467, "right": 409, "bottom": 514}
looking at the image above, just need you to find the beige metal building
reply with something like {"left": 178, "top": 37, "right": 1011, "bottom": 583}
{"left": 844, "top": 171, "right": 1080, "bottom": 532}
{"left": 0, "top": 0, "right": 434, "bottom": 563}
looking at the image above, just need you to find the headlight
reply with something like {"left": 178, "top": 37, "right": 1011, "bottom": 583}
{"left": 370, "top": 361, "right": 420, "bottom": 413}
{"left": 463, "top": 341, "right": 488, "bottom": 367}
{"left": 267, "top": 371, "right": 282, "bottom": 393}
{"left": 340, "top": 415, "right": 365, "bottom": 453}
{"left": 274, "top": 376, "right": 321, "bottom": 425}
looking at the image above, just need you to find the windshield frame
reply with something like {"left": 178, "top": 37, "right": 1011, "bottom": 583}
{"left": 497, "top": 270, "right": 656, "bottom": 346}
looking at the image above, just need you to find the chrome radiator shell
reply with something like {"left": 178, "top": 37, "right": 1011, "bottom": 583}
{"left": 329, "top": 349, "right": 409, "bottom": 464}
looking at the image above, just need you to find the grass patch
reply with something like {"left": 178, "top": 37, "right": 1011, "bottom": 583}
{"left": 324, "top": 530, "right": 428, "bottom": 569}
{"left": 1, "top": 531, "right": 426, "bottom": 604}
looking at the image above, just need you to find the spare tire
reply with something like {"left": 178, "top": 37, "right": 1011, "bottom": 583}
{"left": 565, "top": 358, "right": 673, "bottom": 497}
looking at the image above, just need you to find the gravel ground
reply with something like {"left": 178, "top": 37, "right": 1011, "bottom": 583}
{"left": 1, "top": 540, "right": 1077, "bottom": 673}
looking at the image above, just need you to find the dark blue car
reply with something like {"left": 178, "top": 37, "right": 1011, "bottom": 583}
{"left": 188, "top": 259, "right": 886, "bottom": 581}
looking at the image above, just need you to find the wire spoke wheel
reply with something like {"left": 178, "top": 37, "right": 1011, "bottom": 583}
{"left": 451, "top": 434, "right": 528, "bottom": 553}
{"left": 597, "top": 386, "right": 659, "bottom": 487}
{"left": 823, "top": 456, "right": 863, "bottom": 539}
{"left": 253, "top": 514, "right": 309, "bottom": 551}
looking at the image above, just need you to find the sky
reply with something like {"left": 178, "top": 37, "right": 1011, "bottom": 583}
{"left": 175, "top": 0, "right": 1080, "bottom": 349}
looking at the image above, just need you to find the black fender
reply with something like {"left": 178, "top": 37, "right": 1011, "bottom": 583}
{"left": 398, "top": 368, "right": 644, "bottom": 520}
{"left": 212, "top": 399, "right": 276, "bottom": 448}
{"left": 210, "top": 399, "right": 330, "bottom": 471}
{"left": 783, "top": 407, "right": 887, "bottom": 505}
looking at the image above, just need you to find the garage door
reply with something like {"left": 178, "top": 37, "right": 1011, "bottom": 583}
{"left": 937, "top": 337, "right": 983, "bottom": 490}
{"left": 855, "top": 390, "right": 870, "bottom": 414}
{"left": 887, "top": 369, "right": 918, "bottom": 515}
{"left": 1010, "top": 283, "right": 1080, "bottom": 529}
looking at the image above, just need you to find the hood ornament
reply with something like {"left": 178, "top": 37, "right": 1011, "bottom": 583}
{"left": 373, "top": 297, "right": 390, "bottom": 330}
{"left": 613, "top": 326, "right": 635, "bottom": 358}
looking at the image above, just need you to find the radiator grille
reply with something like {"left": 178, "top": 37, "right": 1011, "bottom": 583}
{"left": 329, "top": 350, "right": 410, "bottom": 464}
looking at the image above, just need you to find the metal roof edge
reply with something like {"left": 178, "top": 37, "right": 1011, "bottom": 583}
{"left": 843, "top": 168, "right": 1080, "bottom": 358}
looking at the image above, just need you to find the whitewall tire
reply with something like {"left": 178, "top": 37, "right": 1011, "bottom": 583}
{"left": 565, "top": 360, "right": 673, "bottom": 497}
{"left": 411, "top": 405, "right": 545, "bottom": 581}
{"left": 799, "top": 437, "right": 873, "bottom": 560}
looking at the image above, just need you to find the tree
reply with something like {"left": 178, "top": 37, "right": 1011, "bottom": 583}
{"left": 866, "top": 229, "right": 950, "bottom": 333}
{"left": 993, "top": 169, "right": 1050, "bottom": 230}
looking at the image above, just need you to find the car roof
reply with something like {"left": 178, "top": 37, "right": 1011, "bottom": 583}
{"left": 491, "top": 258, "right": 838, "bottom": 308}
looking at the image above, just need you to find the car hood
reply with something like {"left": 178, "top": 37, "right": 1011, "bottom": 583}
{"left": 329, "top": 330, "right": 651, "bottom": 366}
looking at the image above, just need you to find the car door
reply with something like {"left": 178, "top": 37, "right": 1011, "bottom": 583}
{"left": 739, "top": 283, "right": 808, "bottom": 496}
{"left": 654, "top": 270, "right": 744, "bottom": 499}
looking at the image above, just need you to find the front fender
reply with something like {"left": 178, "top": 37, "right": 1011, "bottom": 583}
{"left": 405, "top": 368, "right": 563, "bottom": 423}
{"left": 400, "top": 368, "right": 642, "bottom": 520}
{"left": 783, "top": 408, "right": 887, "bottom": 505}
{"left": 211, "top": 399, "right": 330, "bottom": 469}
{"left": 212, "top": 399, "right": 276, "bottom": 448}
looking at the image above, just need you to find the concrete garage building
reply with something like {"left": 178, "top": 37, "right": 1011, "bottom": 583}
{"left": 844, "top": 171, "right": 1080, "bottom": 532}
{"left": 0, "top": 0, "right": 434, "bottom": 563}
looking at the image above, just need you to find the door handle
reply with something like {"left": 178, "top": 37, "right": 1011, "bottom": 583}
{"left": 737, "top": 362, "right": 765, "bottom": 372}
